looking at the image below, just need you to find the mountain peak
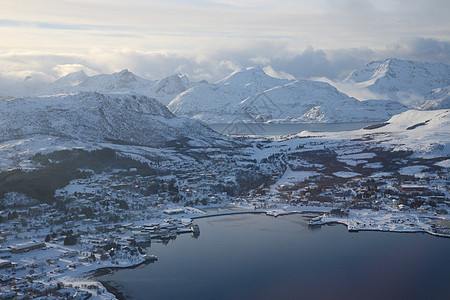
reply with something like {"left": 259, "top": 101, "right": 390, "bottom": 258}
{"left": 53, "top": 70, "right": 89, "bottom": 88}
{"left": 119, "top": 69, "right": 131, "bottom": 74}
{"left": 58, "top": 70, "right": 88, "bottom": 79}
{"left": 71, "top": 69, "right": 87, "bottom": 76}
{"left": 75, "top": 69, "right": 153, "bottom": 92}
{"left": 345, "top": 58, "right": 450, "bottom": 103}
{"left": 149, "top": 73, "right": 191, "bottom": 105}
{"left": 215, "top": 66, "right": 281, "bottom": 87}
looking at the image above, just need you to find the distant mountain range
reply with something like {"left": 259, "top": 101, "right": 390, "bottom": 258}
{"left": 0, "top": 69, "right": 192, "bottom": 106}
{"left": 1, "top": 58, "right": 449, "bottom": 125}
{"left": 168, "top": 66, "right": 407, "bottom": 123}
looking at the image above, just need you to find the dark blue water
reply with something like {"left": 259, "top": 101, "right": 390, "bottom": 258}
{"left": 208, "top": 122, "right": 376, "bottom": 136}
{"left": 97, "top": 214, "right": 450, "bottom": 300}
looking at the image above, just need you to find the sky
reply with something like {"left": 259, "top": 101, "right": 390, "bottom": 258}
{"left": 1, "top": 0, "right": 449, "bottom": 82}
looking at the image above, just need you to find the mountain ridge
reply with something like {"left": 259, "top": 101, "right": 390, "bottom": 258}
{"left": 345, "top": 58, "right": 450, "bottom": 104}
{"left": 0, "top": 92, "right": 230, "bottom": 147}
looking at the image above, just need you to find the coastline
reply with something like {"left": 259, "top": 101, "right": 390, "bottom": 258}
{"left": 308, "top": 217, "right": 450, "bottom": 238}
{"left": 98, "top": 280, "right": 128, "bottom": 300}
{"left": 92, "top": 210, "right": 450, "bottom": 300}
{"left": 7, "top": 208, "right": 442, "bottom": 300}
{"left": 87, "top": 255, "right": 158, "bottom": 300}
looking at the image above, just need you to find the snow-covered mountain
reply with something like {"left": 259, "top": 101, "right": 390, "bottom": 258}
{"left": 73, "top": 69, "right": 155, "bottom": 95}
{"left": 0, "top": 92, "right": 228, "bottom": 147}
{"left": 2, "top": 58, "right": 448, "bottom": 125}
{"left": 238, "top": 80, "right": 406, "bottom": 123}
{"left": 415, "top": 86, "right": 450, "bottom": 110}
{"left": 53, "top": 70, "right": 89, "bottom": 88}
{"left": 169, "top": 68, "right": 406, "bottom": 123}
{"left": 0, "top": 69, "right": 203, "bottom": 106}
{"left": 168, "top": 67, "right": 290, "bottom": 122}
{"left": 148, "top": 73, "right": 194, "bottom": 105}
{"left": 345, "top": 58, "right": 450, "bottom": 104}
{"left": 0, "top": 70, "right": 156, "bottom": 99}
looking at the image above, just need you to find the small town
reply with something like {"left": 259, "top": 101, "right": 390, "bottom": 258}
{"left": 0, "top": 136, "right": 448, "bottom": 298}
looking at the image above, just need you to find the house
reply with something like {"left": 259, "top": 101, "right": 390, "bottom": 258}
{"left": 0, "top": 259, "right": 12, "bottom": 269}
{"left": 163, "top": 208, "right": 184, "bottom": 215}
{"left": 0, "top": 249, "right": 11, "bottom": 258}
{"left": 399, "top": 185, "right": 426, "bottom": 192}
{"left": 11, "top": 242, "right": 46, "bottom": 254}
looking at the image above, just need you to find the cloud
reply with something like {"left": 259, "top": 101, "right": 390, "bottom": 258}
{"left": 385, "top": 37, "right": 450, "bottom": 65}
{"left": 0, "top": 37, "right": 449, "bottom": 87}
{"left": 271, "top": 46, "right": 335, "bottom": 79}
{"left": 262, "top": 66, "right": 294, "bottom": 80}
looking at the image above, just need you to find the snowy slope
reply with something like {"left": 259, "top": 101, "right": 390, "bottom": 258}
{"left": 0, "top": 78, "right": 50, "bottom": 99}
{"left": 318, "top": 109, "right": 450, "bottom": 156}
{"left": 73, "top": 69, "right": 155, "bottom": 94}
{"left": 147, "top": 73, "right": 193, "bottom": 105}
{"left": 415, "top": 86, "right": 450, "bottom": 110}
{"left": 238, "top": 80, "right": 407, "bottom": 123}
{"left": 360, "top": 109, "right": 450, "bottom": 155}
{"left": 0, "top": 92, "right": 229, "bottom": 147}
{"left": 167, "top": 67, "right": 290, "bottom": 122}
{"left": 345, "top": 58, "right": 450, "bottom": 104}
{"left": 52, "top": 70, "right": 89, "bottom": 89}
{"left": 0, "top": 70, "right": 155, "bottom": 100}
{"left": 274, "top": 109, "right": 450, "bottom": 164}
{"left": 0, "top": 70, "right": 199, "bottom": 106}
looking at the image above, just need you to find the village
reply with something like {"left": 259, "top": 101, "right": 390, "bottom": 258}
{"left": 0, "top": 139, "right": 449, "bottom": 298}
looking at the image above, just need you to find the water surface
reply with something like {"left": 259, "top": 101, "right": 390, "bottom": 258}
{"left": 208, "top": 122, "right": 376, "bottom": 136}
{"left": 97, "top": 214, "right": 450, "bottom": 300}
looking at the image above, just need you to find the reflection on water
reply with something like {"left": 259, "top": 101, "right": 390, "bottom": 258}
{"left": 96, "top": 214, "right": 450, "bottom": 300}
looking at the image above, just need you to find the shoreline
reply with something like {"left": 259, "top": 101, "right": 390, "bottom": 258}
{"left": 85, "top": 209, "right": 448, "bottom": 299}
{"left": 86, "top": 255, "right": 157, "bottom": 299}
{"left": 98, "top": 280, "right": 128, "bottom": 300}
{"left": 311, "top": 219, "right": 450, "bottom": 238}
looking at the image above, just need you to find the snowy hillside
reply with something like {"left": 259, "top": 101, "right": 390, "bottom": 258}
{"left": 345, "top": 58, "right": 450, "bottom": 104}
{"left": 360, "top": 109, "right": 450, "bottom": 156}
{"left": 0, "top": 92, "right": 228, "bottom": 147}
{"left": 73, "top": 69, "right": 154, "bottom": 94}
{"left": 238, "top": 80, "right": 406, "bottom": 123}
{"left": 52, "top": 70, "right": 89, "bottom": 89}
{"left": 415, "top": 86, "right": 450, "bottom": 110}
{"left": 148, "top": 74, "right": 194, "bottom": 105}
{"left": 317, "top": 109, "right": 450, "bottom": 156}
{"left": 167, "top": 67, "right": 290, "bottom": 122}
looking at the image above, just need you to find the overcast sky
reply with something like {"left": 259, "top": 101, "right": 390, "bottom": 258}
{"left": 1, "top": 0, "right": 449, "bottom": 82}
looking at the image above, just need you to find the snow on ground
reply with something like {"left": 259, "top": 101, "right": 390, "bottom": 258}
{"left": 307, "top": 109, "right": 450, "bottom": 158}
{"left": 333, "top": 171, "right": 361, "bottom": 178}
{"left": 337, "top": 152, "right": 376, "bottom": 166}
{"left": 435, "top": 159, "right": 450, "bottom": 168}
{"left": 364, "top": 162, "right": 383, "bottom": 169}
{"left": 370, "top": 172, "right": 394, "bottom": 178}
{"left": 399, "top": 165, "right": 428, "bottom": 175}
{"left": 273, "top": 167, "right": 318, "bottom": 189}
{"left": 0, "top": 136, "right": 99, "bottom": 171}
{"left": 321, "top": 209, "right": 437, "bottom": 233}
{"left": 337, "top": 158, "right": 368, "bottom": 166}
